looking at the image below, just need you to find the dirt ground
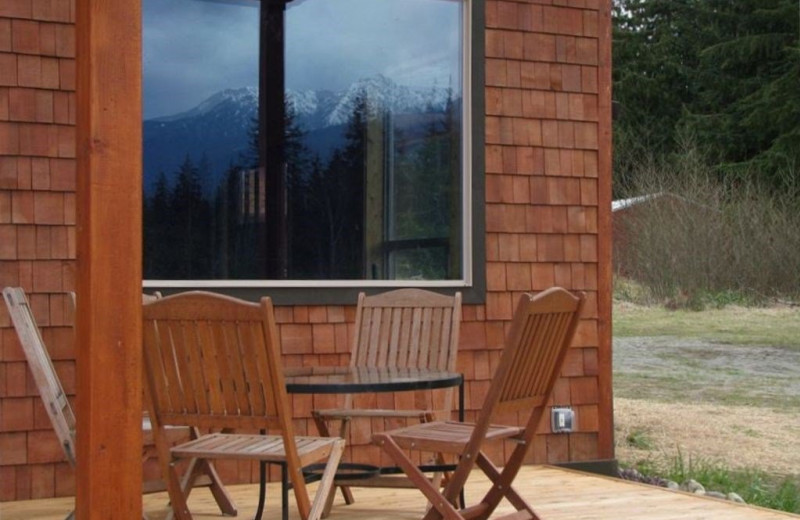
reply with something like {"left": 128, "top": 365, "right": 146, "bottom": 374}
{"left": 613, "top": 335, "right": 800, "bottom": 477}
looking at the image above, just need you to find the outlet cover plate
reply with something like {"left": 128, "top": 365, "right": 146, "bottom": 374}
{"left": 551, "top": 406, "right": 574, "bottom": 433}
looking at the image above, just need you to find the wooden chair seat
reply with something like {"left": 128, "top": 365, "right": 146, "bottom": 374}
{"left": 378, "top": 421, "right": 524, "bottom": 454}
{"left": 172, "top": 433, "right": 340, "bottom": 465}
{"left": 373, "top": 287, "right": 585, "bottom": 520}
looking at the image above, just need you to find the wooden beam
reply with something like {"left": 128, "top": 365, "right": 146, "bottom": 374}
{"left": 75, "top": 1, "right": 143, "bottom": 518}
{"left": 596, "top": 0, "right": 615, "bottom": 461}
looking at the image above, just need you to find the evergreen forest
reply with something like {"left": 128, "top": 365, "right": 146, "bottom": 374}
{"left": 613, "top": 0, "right": 800, "bottom": 305}
{"left": 142, "top": 93, "right": 461, "bottom": 281}
{"left": 613, "top": 0, "right": 800, "bottom": 194}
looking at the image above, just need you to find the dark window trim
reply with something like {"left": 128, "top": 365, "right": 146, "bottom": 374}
{"left": 147, "top": 0, "right": 485, "bottom": 305}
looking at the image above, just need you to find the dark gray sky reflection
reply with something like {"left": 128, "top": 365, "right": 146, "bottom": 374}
{"left": 143, "top": 0, "right": 462, "bottom": 120}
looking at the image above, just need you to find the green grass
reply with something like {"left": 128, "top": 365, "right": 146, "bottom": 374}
{"left": 625, "top": 429, "right": 654, "bottom": 450}
{"left": 630, "top": 454, "right": 800, "bottom": 514}
{"left": 613, "top": 278, "right": 800, "bottom": 513}
{"left": 613, "top": 304, "right": 800, "bottom": 350}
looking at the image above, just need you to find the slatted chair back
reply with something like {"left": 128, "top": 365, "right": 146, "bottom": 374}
{"left": 493, "top": 287, "right": 584, "bottom": 418}
{"left": 3, "top": 287, "right": 77, "bottom": 466}
{"left": 142, "top": 291, "right": 290, "bottom": 434}
{"left": 352, "top": 288, "right": 461, "bottom": 372}
{"left": 350, "top": 288, "right": 461, "bottom": 412}
{"left": 468, "top": 287, "right": 583, "bottom": 447}
{"left": 445, "top": 287, "right": 584, "bottom": 515}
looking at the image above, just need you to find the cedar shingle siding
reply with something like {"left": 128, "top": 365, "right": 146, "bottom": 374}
{"left": 0, "top": 0, "right": 612, "bottom": 500}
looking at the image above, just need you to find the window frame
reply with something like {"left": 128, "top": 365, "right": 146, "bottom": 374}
{"left": 143, "top": 0, "right": 485, "bottom": 304}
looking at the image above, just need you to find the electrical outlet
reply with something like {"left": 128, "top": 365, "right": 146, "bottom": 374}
{"left": 551, "top": 406, "right": 575, "bottom": 433}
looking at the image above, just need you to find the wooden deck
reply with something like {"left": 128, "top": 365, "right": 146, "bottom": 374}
{"left": 2, "top": 465, "right": 798, "bottom": 520}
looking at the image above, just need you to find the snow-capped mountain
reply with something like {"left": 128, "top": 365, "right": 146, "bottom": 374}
{"left": 151, "top": 86, "right": 259, "bottom": 124}
{"left": 316, "top": 74, "right": 452, "bottom": 128}
{"left": 143, "top": 75, "right": 457, "bottom": 193}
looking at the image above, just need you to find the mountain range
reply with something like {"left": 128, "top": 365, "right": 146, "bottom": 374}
{"left": 143, "top": 75, "right": 456, "bottom": 194}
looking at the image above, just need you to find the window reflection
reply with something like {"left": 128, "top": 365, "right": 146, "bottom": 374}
{"left": 143, "top": 0, "right": 465, "bottom": 282}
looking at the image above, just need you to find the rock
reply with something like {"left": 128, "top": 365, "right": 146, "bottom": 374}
{"left": 617, "top": 470, "right": 745, "bottom": 504}
{"left": 618, "top": 468, "right": 644, "bottom": 482}
{"left": 727, "top": 492, "right": 745, "bottom": 503}
{"left": 684, "top": 479, "right": 706, "bottom": 494}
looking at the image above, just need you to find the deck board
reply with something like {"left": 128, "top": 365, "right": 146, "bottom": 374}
{"left": 2, "top": 466, "right": 798, "bottom": 519}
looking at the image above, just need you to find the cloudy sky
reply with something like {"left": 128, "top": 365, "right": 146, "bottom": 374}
{"left": 143, "top": 0, "right": 463, "bottom": 120}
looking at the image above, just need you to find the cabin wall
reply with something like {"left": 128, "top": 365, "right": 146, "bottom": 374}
{"left": 0, "top": 0, "right": 612, "bottom": 500}
{"left": 0, "top": 0, "right": 78, "bottom": 500}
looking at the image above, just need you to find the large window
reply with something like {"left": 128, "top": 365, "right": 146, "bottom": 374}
{"left": 142, "top": 0, "right": 476, "bottom": 293}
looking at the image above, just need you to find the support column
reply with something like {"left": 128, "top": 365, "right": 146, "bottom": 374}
{"left": 260, "top": 0, "right": 288, "bottom": 279}
{"left": 75, "top": 1, "right": 143, "bottom": 518}
{"left": 596, "top": 0, "right": 615, "bottom": 461}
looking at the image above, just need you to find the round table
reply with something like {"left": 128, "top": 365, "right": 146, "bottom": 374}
{"left": 254, "top": 367, "right": 464, "bottom": 520}
{"left": 285, "top": 366, "right": 464, "bottom": 396}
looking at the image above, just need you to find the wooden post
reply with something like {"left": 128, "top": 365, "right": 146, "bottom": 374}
{"left": 75, "top": 1, "right": 143, "bottom": 518}
{"left": 260, "top": 0, "right": 288, "bottom": 279}
{"left": 596, "top": 0, "right": 615, "bottom": 461}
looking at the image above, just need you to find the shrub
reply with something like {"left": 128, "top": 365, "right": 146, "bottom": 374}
{"left": 614, "top": 144, "right": 800, "bottom": 307}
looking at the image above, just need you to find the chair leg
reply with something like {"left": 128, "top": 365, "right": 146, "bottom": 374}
{"left": 340, "top": 477, "right": 355, "bottom": 504}
{"left": 282, "top": 462, "right": 289, "bottom": 520}
{"left": 312, "top": 413, "right": 354, "bottom": 509}
{"left": 422, "top": 412, "right": 449, "bottom": 499}
{"left": 184, "top": 428, "right": 236, "bottom": 516}
{"left": 334, "top": 417, "right": 355, "bottom": 505}
{"left": 474, "top": 453, "right": 539, "bottom": 520}
{"left": 181, "top": 458, "right": 237, "bottom": 516}
{"left": 308, "top": 439, "right": 346, "bottom": 520}
{"left": 375, "top": 434, "right": 463, "bottom": 520}
{"left": 202, "top": 460, "right": 237, "bottom": 516}
{"left": 164, "top": 461, "right": 193, "bottom": 520}
{"left": 150, "top": 419, "right": 192, "bottom": 520}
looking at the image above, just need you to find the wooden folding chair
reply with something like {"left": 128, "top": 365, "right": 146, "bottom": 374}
{"left": 139, "top": 291, "right": 238, "bottom": 518}
{"left": 3, "top": 287, "right": 78, "bottom": 519}
{"left": 373, "top": 287, "right": 585, "bottom": 520}
{"left": 2, "top": 287, "right": 236, "bottom": 520}
{"left": 70, "top": 289, "right": 236, "bottom": 516}
{"left": 312, "top": 289, "right": 462, "bottom": 505}
{"left": 142, "top": 291, "right": 345, "bottom": 520}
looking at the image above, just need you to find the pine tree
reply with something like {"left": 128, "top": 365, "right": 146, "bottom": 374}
{"left": 680, "top": 0, "right": 800, "bottom": 185}
{"left": 339, "top": 92, "right": 368, "bottom": 278}
{"left": 143, "top": 171, "right": 172, "bottom": 278}
{"left": 612, "top": 0, "right": 710, "bottom": 191}
{"left": 284, "top": 101, "right": 313, "bottom": 278}
{"left": 171, "top": 155, "right": 213, "bottom": 278}
{"left": 613, "top": 0, "right": 800, "bottom": 191}
{"left": 391, "top": 93, "right": 459, "bottom": 279}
